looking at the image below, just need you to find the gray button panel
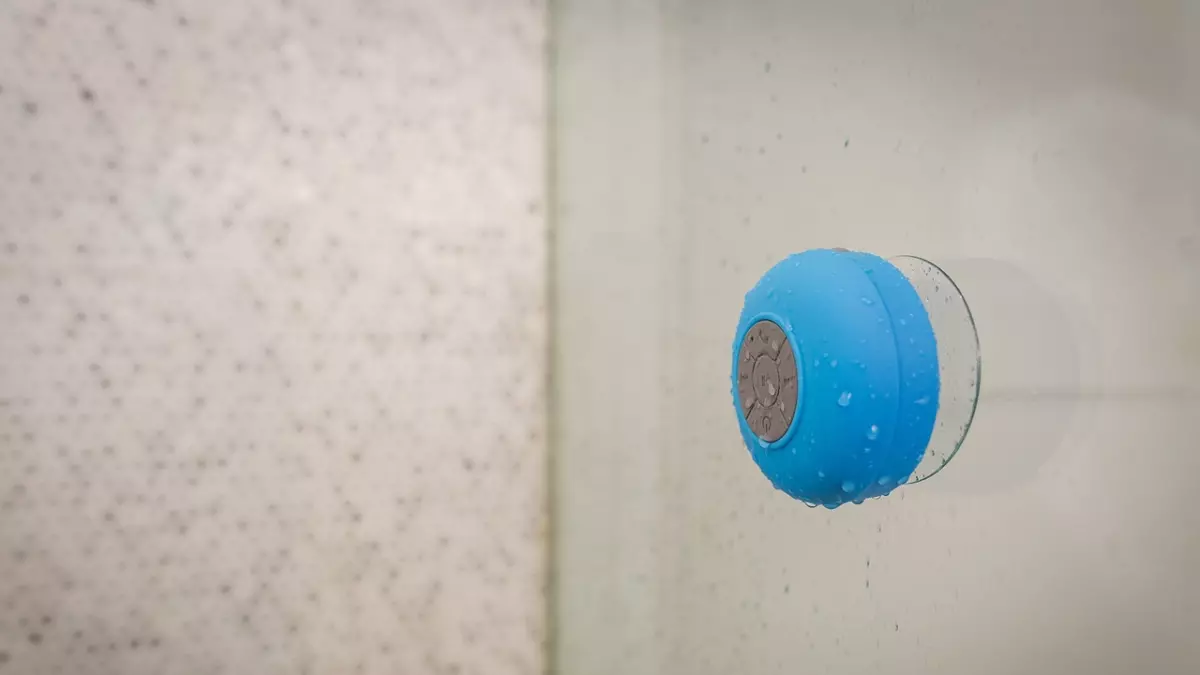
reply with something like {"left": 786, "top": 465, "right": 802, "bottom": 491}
{"left": 737, "top": 320, "right": 799, "bottom": 442}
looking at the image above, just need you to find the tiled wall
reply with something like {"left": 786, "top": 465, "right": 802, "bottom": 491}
{"left": 0, "top": 1, "right": 546, "bottom": 673}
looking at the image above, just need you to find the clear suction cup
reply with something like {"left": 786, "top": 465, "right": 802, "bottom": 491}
{"left": 889, "top": 256, "right": 982, "bottom": 483}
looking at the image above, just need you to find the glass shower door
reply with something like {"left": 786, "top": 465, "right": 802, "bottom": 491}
{"left": 553, "top": 1, "right": 1199, "bottom": 674}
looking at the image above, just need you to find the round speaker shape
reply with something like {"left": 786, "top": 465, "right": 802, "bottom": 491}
{"left": 731, "top": 249, "right": 980, "bottom": 508}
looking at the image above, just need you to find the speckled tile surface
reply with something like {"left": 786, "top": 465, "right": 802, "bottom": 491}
{"left": 0, "top": 1, "right": 546, "bottom": 673}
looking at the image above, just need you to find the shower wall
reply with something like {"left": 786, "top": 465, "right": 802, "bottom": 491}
{"left": 0, "top": 1, "right": 545, "bottom": 674}
{"left": 554, "top": 1, "right": 1199, "bottom": 674}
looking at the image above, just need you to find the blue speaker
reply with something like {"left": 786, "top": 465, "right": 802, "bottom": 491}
{"left": 731, "top": 249, "right": 980, "bottom": 508}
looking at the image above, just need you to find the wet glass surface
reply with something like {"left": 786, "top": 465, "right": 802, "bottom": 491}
{"left": 553, "top": 2, "right": 1200, "bottom": 674}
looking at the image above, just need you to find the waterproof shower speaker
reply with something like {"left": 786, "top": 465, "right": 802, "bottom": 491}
{"left": 731, "top": 249, "right": 980, "bottom": 508}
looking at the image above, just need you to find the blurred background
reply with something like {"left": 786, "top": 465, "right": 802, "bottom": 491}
{"left": 1, "top": 1, "right": 545, "bottom": 673}
{"left": 1, "top": 1, "right": 1198, "bottom": 674}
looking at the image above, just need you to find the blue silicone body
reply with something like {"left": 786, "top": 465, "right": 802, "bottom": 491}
{"left": 731, "top": 249, "right": 940, "bottom": 507}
